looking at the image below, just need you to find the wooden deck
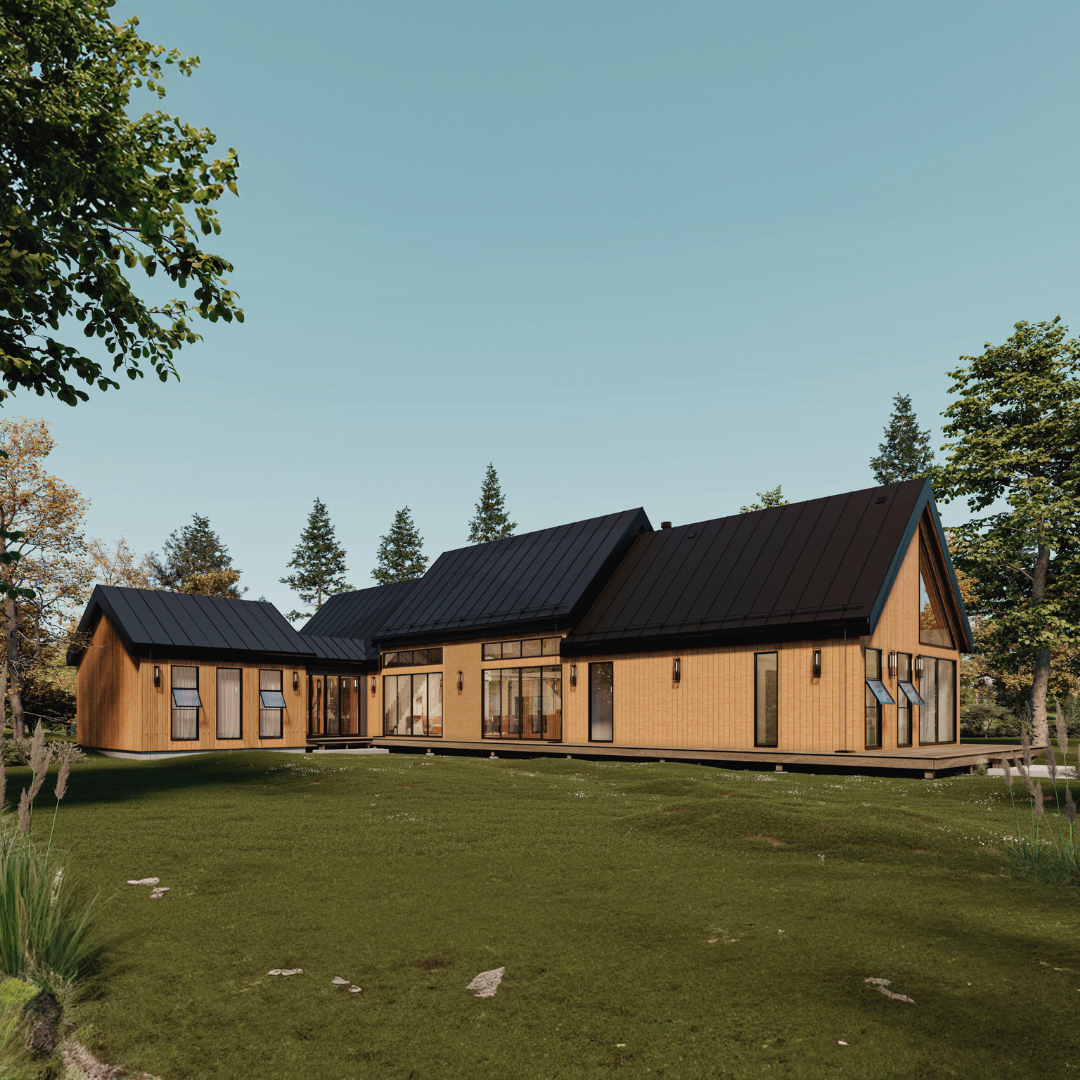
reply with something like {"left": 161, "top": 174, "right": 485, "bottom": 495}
{"left": 307, "top": 734, "right": 1044, "bottom": 778}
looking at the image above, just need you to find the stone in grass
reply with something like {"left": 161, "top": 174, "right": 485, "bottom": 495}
{"left": 126, "top": 877, "right": 160, "bottom": 885}
{"left": 466, "top": 967, "right": 504, "bottom": 999}
{"left": 865, "top": 977, "right": 915, "bottom": 1004}
{"left": 267, "top": 969, "right": 303, "bottom": 977}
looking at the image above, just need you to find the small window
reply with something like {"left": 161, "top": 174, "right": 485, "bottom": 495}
{"left": 216, "top": 668, "right": 242, "bottom": 739}
{"left": 542, "top": 637, "right": 560, "bottom": 656}
{"left": 171, "top": 666, "right": 200, "bottom": 741}
{"left": 482, "top": 637, "right": 560, "bottom": 661}
{"left": 382, "top": 648, "right": 443, "bottom": 669}
{"left": 482, "top": 642, "right": 502, "bottom": 661}
{"left": 864, "top": 649, "right": 889, "bottom": 750}
{"left": 259, "top": 670, "right": 284, "bottom": 738}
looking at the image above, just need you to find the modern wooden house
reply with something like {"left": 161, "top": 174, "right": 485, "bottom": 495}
{"left": 71, "top": 479, "right": 1009, "bottom": 775}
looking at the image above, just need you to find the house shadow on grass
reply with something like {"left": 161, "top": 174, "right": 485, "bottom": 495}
{"left": 7, "top": 751, "right": 311, "bottom": 809}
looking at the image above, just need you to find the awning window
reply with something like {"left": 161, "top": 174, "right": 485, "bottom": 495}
{"left": 898, "top": 680, "right": 924, "bottom": 706}
{"left": 259, "top": 689, "right": 287, "bottom": 709}
{"left": 171, "top": 687, "right": 203, "bottom": 709}
{"left": 865, "top": 679, "right": 894, "bottom": 705}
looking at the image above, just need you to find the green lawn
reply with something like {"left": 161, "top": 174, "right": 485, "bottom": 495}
{"left": 23, "top": 750, "right": 1080, "bottom": 1080}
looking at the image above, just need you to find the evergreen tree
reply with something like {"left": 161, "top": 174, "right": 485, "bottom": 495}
{"left": 467, "top": 463, "right": 517, "bottom": 543}
{"left": 149, "top": 514, "right": 244, "bottom": 597}
{"left": 373, "top": 507, "right": 428, "bottom": 585}
{"left": 870, "top": 393, "right": 934, "bottom": 484}
{"left": 281, "top": 497, "right": 352, "bottom": 620}
{"left": 740, "top": 485, "right": 789, "bottom": 513}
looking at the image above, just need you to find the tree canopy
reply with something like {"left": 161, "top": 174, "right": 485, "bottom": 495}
{"left": 739, "top": 485, "right": 788, "bottom": 514}
{"left": 373, "top": 507, "right": 428, "bottom": 585}
{"left": 936, "top": 317, "right": 1080, "bottom": 744}
{"left": 150, "top": 513, "right": 243, "bottom": 597}
{"left": 870, "top": 393, "right": 934, "bottom": 484}
{"left": 281, "top": 497, "right": 352, "bottom": 620}
{"left": 0, "top": 0, "right": 242, "bottom": 407}
{"left": 467, "top": 463, "right": 516, "bottom": 544}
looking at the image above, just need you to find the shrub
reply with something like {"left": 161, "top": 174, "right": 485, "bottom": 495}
{"left": 960, "top": 701, "right": 1014, "bottom": 737}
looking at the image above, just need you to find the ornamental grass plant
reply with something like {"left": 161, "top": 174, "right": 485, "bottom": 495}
{"left": 1001, "top": 700, "right": 1080, "bottom": 885}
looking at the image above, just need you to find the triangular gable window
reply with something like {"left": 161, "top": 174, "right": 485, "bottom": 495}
{"left": 919, "top": 541, "right": 954, "bottom": 649}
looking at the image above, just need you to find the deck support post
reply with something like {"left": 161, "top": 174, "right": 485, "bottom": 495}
{"left": 775, "top": 765, "right": 783, "bottom": 772}
{"left": 490, "top": 751, "right": 496, "bottom": 758}
{"left": 923, "top": 770, "right": 935, "bottom": 780}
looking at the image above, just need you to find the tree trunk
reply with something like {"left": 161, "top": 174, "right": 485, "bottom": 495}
{"left": 5, "top": 596, "right": 23, "bottom": 741}
{"left": 1030, "top": 541, "right": 1051, "bottom": 748}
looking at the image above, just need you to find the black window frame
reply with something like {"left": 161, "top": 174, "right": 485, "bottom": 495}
{"left": 917, "top": 656, "right": 956, "bottom": 746}
{"left": 382, "top": 672, "right": 444, "bottom": 737}
{"left": 481, "top": 637, "right": 560, "bottom": 661}
{"left": 216, "top": 667, "right": 243, "bottom": 740}
{"left": 588, "top": 661, "right": 614, "bottom": 743}
{"left": 382, "top": 648, "right": 444, "bottom": 670}
{"left": 896, "top": 652, "right": 915, "bottom": 747}
{"left": 170, "top": 665, "right": 200, "bottom": 742}
{"left": 481, "top": 665, "right": 562, "bottom": 741}
{"left": 919, "top": 540, "right": 955, "bottom": 649}
{"left": 864, "top": 648, "right": 891, "bottom": 750}
{"left": 259, "top": 669, "right": 285, "bottom": 739}
{"left": 754, "top": 652, "right": 778, "bottom": 748}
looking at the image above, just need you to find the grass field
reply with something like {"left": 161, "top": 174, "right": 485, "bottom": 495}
{"left": 24, "top": 749, "right": 1080, "bottom": 1080}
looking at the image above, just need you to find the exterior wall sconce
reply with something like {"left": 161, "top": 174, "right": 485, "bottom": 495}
{"left": 812, "top": 649, "right": 821, "bottom": 679}
{"left": 672, "top": 657, "right": 681, "bottom": 683}
{"left": 915, "top": 656, "right": 925, "bottom": 680}
{"left": 888, "top": 652, "right": 897, "bottom": 678}
{"left": 370, "top": 676, "right": 377, "bottom": 695}
{"left": 570, "top": 664, "right": 577, "bottom": 688}
{"left": 153, "top": 665, "right": 161, "bottom": 688}
{"left": 292, "top": 671, "right": 299, "bottom": 691}
{"left": 457, "top": 670, "right": 463, "bottom": 692}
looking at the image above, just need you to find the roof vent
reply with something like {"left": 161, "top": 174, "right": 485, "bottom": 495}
{"left": 661, "top": 521, "right": 672, "bottom": 529}
{"left": 875, "top": 495, "right": 887, "bottom": 504}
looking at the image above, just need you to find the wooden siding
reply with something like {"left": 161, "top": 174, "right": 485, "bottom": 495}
{"left": 76, "top": 618, "right": 307, "bottom": 752}
{"left": 373, "top": 524, "right": 963, "bottom": 755}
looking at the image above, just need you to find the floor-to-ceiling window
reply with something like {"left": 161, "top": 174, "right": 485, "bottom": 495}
{"left": 482, "top": 666, "right": 561, "bottom": 740}
{"left": 754, "top": 652, "right": 778, "bottom": 748}
{"left": 589, "top": 662, "right": 613, "bottom": 742}
{"left": 918, "top": 657, "right": 955, "bottom": 744}
{"left": 864, "top": 649, "right": 893, "bottom": 750}
{"left": 383, "top": 672, "right": 442, "bottom": 736}
{"left": 896, "top": 653, "right": 920, "bottom": 747}
{"left": 216, "top": 668, "right": 241, "bottom": 739}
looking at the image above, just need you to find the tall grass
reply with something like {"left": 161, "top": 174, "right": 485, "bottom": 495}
{"left": 1002, "top": 699, "right": 1080, "bottom": 885}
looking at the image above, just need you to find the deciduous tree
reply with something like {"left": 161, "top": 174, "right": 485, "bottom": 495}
{"left": 936, "top": 317, "right": 1080, "bottom": 747}
{"left": 0, "top": 0, "right": 242, "bottom": 407}
{"left": 373, "top": 507, "right": 427, "bottom": 585}
{"left": 467, "top": 464, "right": 516, "bottom": 544}
{"left": 0, "top": 418, "right": 95, "bottom": 738}
{"left": 281, "top": 497, "right": 352, "bottom": 620}
{"left": 740, "top": 486, "right": 788, "bottom": 513}
{"left": 87, "top": 536, "right": 153, "bottom": 588}
{"left": 149, "top": 514, "right": 243, "bottom": 597}
{"left": 870, "top": 393, "right": 934, "bottom": 484}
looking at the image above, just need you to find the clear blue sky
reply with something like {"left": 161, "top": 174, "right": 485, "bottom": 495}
{"left": 24, "top": 0, "right": 1080, "bottom": 613}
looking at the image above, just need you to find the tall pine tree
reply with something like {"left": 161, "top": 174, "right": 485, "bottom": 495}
{"left": 467, "top": 463, "right": 517, "bottom": 543}
{"left": 373, "top": 507, "right": 428, "bottom": 584}
{"left": 281, "top": 497, "right": 352, "bottom": 620}
{"left": 870, "top": 393, "right": 934, "bottom": 484}
{"left": 149, "top": 514, "right": 243, "bottom": 597}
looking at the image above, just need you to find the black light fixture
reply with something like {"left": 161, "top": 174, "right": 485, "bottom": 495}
{"left": 153, "top": 665, "right": 161, "bottom": 688}
{"left": 673, "top": 657, "right": 681, "bottom": 683}
{"left": 915, "top": 656, "right": 925, "bottom": 679}
{"left": 888, "top": 652, "right": 897, "bottom": 678}
{"left": 293, "top": 671, "right": 299, "bottom": 691}
{"left": 812, "top": 649, "right": 821, "bottom": 679}
{"left": 370, "top": 676, "right": 377, "bottom": 695}
{"left": 570, "top": 664, "right": 577, "bottom": 688}
{"left": 457, "top": 670, "right": 463, "bottom": 692}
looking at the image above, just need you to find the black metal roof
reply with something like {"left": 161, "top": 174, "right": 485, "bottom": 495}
{"left": 68, "top": 586, "right": 366, "bottom": 665}
{"left": 563, "top": 480, "right": 973, "bottom": 654}
{"left": 299, "top": 581, "right": 418, "bottom": 660}
{"left": 374, "top": 508, "right": 652, "bottom": 646}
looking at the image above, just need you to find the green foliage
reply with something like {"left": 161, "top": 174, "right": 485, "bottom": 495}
{"left": 0, "top": 0, "right": 243, "bottom": 407}
{"left": 467, "top": 464, "right": 516, "bottom": 544}
{"left": 281, "top": 498, "right": 351, "bottom": 620}
{"left": 959, "top": 701, "right": 1015, "bottom": 738}
{"left": 937, "top": 317, "right": 1080, "bottom": 740}
{"left": 373, "top": 507, "right": 427, "bottom": 585}
{"left": 149, "top": 513, "right": 243, "bottom": 596}
{"left": 870, "top": 393, "right": 934, "bottom": 484}
{"left": 0, "top": 1001, "right": 33, "bottom": 1080}
{"left": 739, "top": 485, "right": 788, "bottom": 513}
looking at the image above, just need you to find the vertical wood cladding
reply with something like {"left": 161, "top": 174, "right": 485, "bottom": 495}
{"left": 76, "top": 616, "right": 143, "bottom": 751}
{"left": 379, "top": 524, "right": 962, "bottom": 754}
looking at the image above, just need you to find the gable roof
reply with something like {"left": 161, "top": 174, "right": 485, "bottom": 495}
{"left": 299, "top": 580, "right": 418, "bottom": 665}
{"left": 563, "top": 479, "right": 973, "bottom": 654}
{"left": 68, "top": 586, "right": 366, "bottom": 665}
{"left": 373, "top": 508, "right": 652, "bottom": 646}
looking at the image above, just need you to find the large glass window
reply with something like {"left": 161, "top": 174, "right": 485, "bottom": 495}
{"left": 383, "top": 672, "right": 442, "bottom": 736}
{"left": 482, "top": 638, "right": 560, "bottom": 661}
{"left": 171, "top": 666, "right": 200, "bottom": 741}
{"left": 918, "top": 657, "right": 955, "bottom": 744}
{"left": 482, "top": 666, "right": 561, "bottom": 740}
{"left": 864, "top": 649, "right": 893, "bottom": 750}
{"left": 919, "top": 543, "right": 955, "bottom": 648}
{"left": 754, "top": 652, "right": 778, "bottom": 748}
{"left": 216, "top": 668, "right": 241, "bottom": 739}
{"left": 382, "top": 648, "right": 443, "bottom": 669}
{"left": 896, "top": 653, "right": 920, "bottom": 747}
{"left": 589, "top": 662, "right": 613, "bottom": 742}
{"left": 259, "top": 670, "right": 285, "bottom": 738}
